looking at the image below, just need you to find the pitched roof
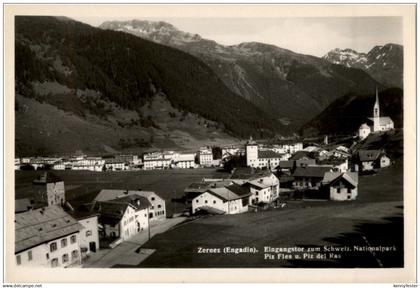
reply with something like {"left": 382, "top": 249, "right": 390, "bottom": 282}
{"left": 368, "top": 117, "right": 394, "bottom": 125}
{"left": 359, "top": 123, "right": 371, "bottom": 130}
{"left": 225, "top": 183, "right": 251, "bottom": 197}
{"left": 246, "top": 179, "right": 270, "bottom": 189}
{"left": 95, "top": 201, "right": 130, "bottom": 225}
{"left": 112, "top": 194, "right": 151, "bottom": 211}
{"left": 32, "top": 172, "right": 62, "bottom": 184}
{"left": 292, "top": 166, "right": 332, "bottom": 178}
{"left": 184, "top": 180, "right": 233, "bottom": 193}
{"left": 322, "top": 172, "right": 358, "bottom": 188}
{"left": 206, "top": 186, "right": 250, "bottom": 201}
{"left": 289, "top": 151, "right": 314, "bottom": 161}
{"left": 258, "top": 150, "right": 284, "bottom": 159}
{"left": 94, "top": 189, "right": 162, "bottom": 202}
{"left": 358, "top": 150, "right": 383, "bottom": 162}
{"left": 15, "top": 206, "right": 83, "bottom": 253}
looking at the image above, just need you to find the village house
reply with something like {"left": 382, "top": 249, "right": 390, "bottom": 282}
{"left": 221, "top": 146, "right": 244, "bottom": 159}
{"left": 15, "top": 206, "right": 83, "bottom": 268}
{"left": 242, "top": 179, "right": 272, "bottom": 204}
{"left": 65, "top": 206, "right": 100, "bottom": 258}
{"left": 94, "top": 189, "right": 166, "bottom": 221}
{"left": 192, "top": 183, "right": 251, "bottom": 215}
{"left": 322, "top": 171, "right": 359, "bottom": 201}
{"left": 143, "top": 151, "right": 171, "bottom": 170}
{"left": 246, "top": 138, "right": 286, "bottom": 169}
{"left": 292, "top": 166, "right": 333, "bottom": 190}
{"left": 358, "top": 87, "right": 394, "bottom": 140}
{"left": 115, "top": 154, "right": 140, "bottom": 165}
{"left": 289, "top": 151, "right": 316, "bottom": 162}
{"left": 52, "top": 161, "right": 66, "bottom": 170}
{"left": 276, "top": 160, "right": 295, "bottom": 176}
{"left": 198, "top": 147, "right": 214, "bottom": 167}
{"left": 183, "top": 180, "right": 234, "bottom": 203}
{"left": 94, "top": 196, "right": 150, "bottom": 241}
{"left": 104, "top": 158, "right": 126, "bottom": 171}
{"left": 358, "top": 149, "right": 391, "bottom": 171}
{"left": 316, "top": 158, "right": 349, "bottom": 172}
{"left": 171, "top": 152, "right": 196, "bottom": 169}
{"left": 32, "top": 172, "right": 66, "bottom": 207}
{"left": 230, "top": 167, "right": 280, "bottom": 203}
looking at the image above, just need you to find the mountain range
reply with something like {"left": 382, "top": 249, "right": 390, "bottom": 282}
{"left": 14, "top": 17, "right": 403, "bottom": 156}
{"left": 15, "top": 16, "right": 285, "bottom": 156}
{"left": 323, "top": 44, "right": 403, "bottom": 88}
{"left": 100, "top": 20, "right": 387, "bottom": 127}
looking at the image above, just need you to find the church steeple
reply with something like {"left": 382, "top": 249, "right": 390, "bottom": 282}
{"left": 373, "top": 86, "right": 380, "bottom": 118}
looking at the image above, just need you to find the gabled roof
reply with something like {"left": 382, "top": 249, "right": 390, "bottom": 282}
{"left": 184, "top": 180, "right": 233, "bottom": 193}
{"left": 368, "top": 117, "right": 394, "bottom": 125}
{"left": 289, "top": 151, "right": 314, "bottom": 161}
{"left": 206, "top": 186, "right": 251, "bottom": 201}
{"left": 94, "top": 189, "right": 163, "bottom": 202}
{"left": 258, "top": 150, "right": 284, "bottom": 159}
{"left": 358, "top": 150, "right": 384, "bottom": 162}
{"left": 246, "top": 179, "right": 270, "bottom": 189}
{"left": 32, "top": 172, "right": 62, "bottom": 184}
{"left": 226, "top": 183, "right": 252, "bottom": 196}
{"left": 15, "top": 206, "right": 83, "bottom": 253}
{"left": 359, "top": 123, "right": 371, "bottom": 130}
{"left": 322, "top": 172, "right": 358, "bottom": 188}
{"left": 112, "top": 194, "right": 151, "bottom": 211}
{"left": 292, "top": 166, "right": 332, "bottom": 178}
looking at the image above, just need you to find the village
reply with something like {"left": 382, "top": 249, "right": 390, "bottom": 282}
{"left": 14, "top": 90, "right": 399, "bottom": 268}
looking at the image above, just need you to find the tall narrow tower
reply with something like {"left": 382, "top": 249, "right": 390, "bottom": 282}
{"left": 373, "top": 87, "right": 380, "bottom": 132}
{"left": 245, "top": 136, "right": 258, "bottom": 168}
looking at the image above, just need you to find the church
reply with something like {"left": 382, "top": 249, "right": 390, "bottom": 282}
{"left": 358, "top": 88, "right": 394, "bottom": 140}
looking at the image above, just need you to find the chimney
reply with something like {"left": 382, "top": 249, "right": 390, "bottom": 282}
{"left": 124, "top": 190, "right": 129, "bottom": 195}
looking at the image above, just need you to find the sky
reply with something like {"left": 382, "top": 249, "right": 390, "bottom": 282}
{"left": 73, "top": 16, "right": 403, "bottom": 57}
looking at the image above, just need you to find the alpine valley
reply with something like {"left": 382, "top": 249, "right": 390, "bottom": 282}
{"left": 15, "top": 17, "right": 403, "bottom": 155}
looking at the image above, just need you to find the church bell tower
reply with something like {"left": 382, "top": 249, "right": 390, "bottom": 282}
{"left": 373, "top": 87, "right": 380, "bottom": 132}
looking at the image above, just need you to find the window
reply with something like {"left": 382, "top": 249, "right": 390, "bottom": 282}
{"left": 16, "top": 255, "right": 21, "bottom": 265}
{"left": 213, "top": 200, "right": 216, "bottom": 204}
{"left": 50, "top": 242, "right": 57, "bottom": 252}
{"left": 205, "top": 200, "right": 208, "bottom": 204}
{"left": 255, "top": 192, "right": 259, "bottom": 196}
{"left": 62, "top": 253, "right": 69, "bottom": 263}
{"left": 151, "top": 206, "right": 154, "bottom": 210}
{"left": 72, "top": 250, "right": 78, "bottom": 260}
{"left": 51, "top": 258, "right": 58, "bottom": 267}
{"left": 61, "top": 238, "right": 67, "bottom": 248}
{"left": 151, "top": 197, "right": 155, "bottom": 201}
{"left": 86, "top": 230, "right": 92, "bottom": 237}
{"left": 46, "top": 253, "right": 49, "bottom": 260}
{"left": 157, "top": 204, "right": 161, "bottom": 208}
{"left": 196, "top": 200, "right": 199, "bottom": 203}
{"left": 70, "top": 235, "right": 77, "bottom": 244}
{"left": 28, "top": 250, "right": 32, "bottom": 261}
